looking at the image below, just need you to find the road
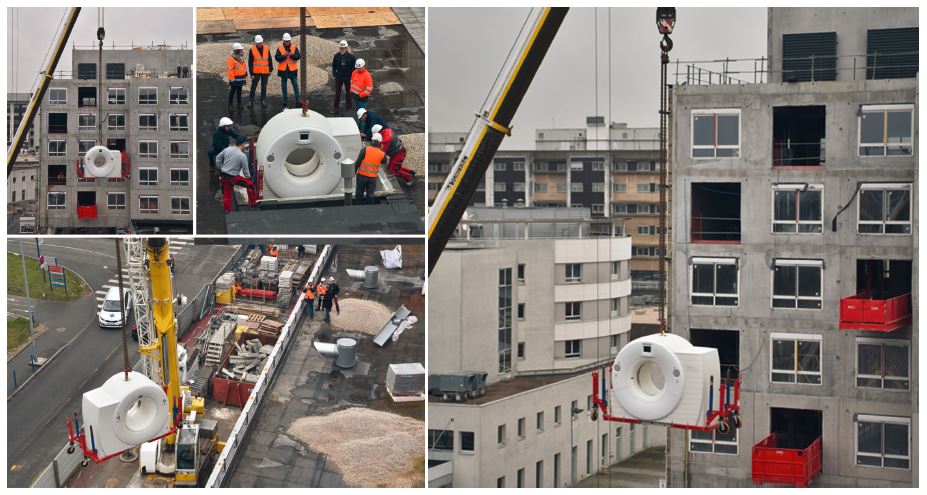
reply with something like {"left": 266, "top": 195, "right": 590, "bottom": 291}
{"left": 6, "top": 238, "right": 239, "bottom": 488}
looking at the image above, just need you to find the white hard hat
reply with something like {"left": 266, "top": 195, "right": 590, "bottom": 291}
{"left": 356, "top": 108, "right": 367, "bottom": 118}
{"left": 254, "top": 35, "right": 264, "bottom": 44}
{"left": 371, "top": 124, "right": 383, "bottom": 134}
{"left": 219, "top": 117, "right": 233, "bottom": 127}
{"left": 232, "top": 42, "right": 243, "bottom": 51}
{"left": 339, "top": 40, "right": 348, "bottom": 48}
{"left": 329, "top": 277, "right": 335, "bottom": 281}
{"left": 371, "top": 132, "right": 383, "bottom": 143}
{"left": 355, "top": 58, "right": 366, "bottom": 69}
{"left": 282, "top": 33, "right": 292, "bottom": 41}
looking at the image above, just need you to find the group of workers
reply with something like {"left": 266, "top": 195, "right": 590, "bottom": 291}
{"left": 303, "top": 276, "right": 341, "bottom": 323}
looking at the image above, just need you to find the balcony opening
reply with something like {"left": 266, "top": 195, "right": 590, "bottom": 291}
{"left": 106, "top": 63, "right": 126, "bottom": 80}
{"left": 48, "top": 113, "right": 68, "bottom": 133}
{"left": 78, "top": 87, "right": 97, "bottom": 107}
{"left": 48, "top": 165, "right": 67, "bottom": 186}
{"left": 77, "top": 191, "right": 98, "bottom": 219}
{"left": 773, "top": 106, "right": 825, "bottom": 166}
{"left": 690, "top": 329, "right": 739, "bottom": 379}
{"left": 77, "top": 62, "right": 97, "bottom": 80}
{"left": 753, "top": 407, "right": 823, "bottom": 487}
{"left": 691, "top": 182, "right": 740, "bottom": 243}
{"left": 841, "top": 259, "right": 912, "bottom": 332}
{"left": 106, "top": 138, "right": 126, "bottom": 152}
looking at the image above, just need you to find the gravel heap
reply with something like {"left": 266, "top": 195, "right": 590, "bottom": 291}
{"left": 197, "top": 35, "right": 339, "bottom": 94}
{"left": 399, "top": 133, "right": 424, "bottom": 176}
{"left": 287, "top": 407, "right": 424, "bottom": 487}
{"left": 330, "top": 298, "right": 391, "bottom": 335}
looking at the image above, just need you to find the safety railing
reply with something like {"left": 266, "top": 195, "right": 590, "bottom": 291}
{"left": 29, "top": 442, "right": 85, "bottom": 487}
{"left": 772, "top": 140, "right": 825, "bottom": 167}
{"left": 205, "top": 245, "right": 335, "bottom": 488}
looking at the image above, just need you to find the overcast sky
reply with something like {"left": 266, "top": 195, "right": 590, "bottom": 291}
{"left": 7, "top": 7, "right": 193, "bottom": 94}
{"left": 429, "top": 7, "right": 767, "bottom": 149}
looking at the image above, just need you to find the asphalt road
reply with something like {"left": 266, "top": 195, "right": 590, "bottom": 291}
{"left": 6, "top": 238, "right": 239, "bottom": 488}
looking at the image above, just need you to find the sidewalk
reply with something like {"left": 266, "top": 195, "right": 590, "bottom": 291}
{"left": 7, "top": 294, "right": 98, "bottom": 395}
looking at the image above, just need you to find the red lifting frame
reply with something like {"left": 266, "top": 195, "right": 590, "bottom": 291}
{"left": 591, "top": 365, "right": 740, "bottom": 432}
{"left": 64, "top": 395, "right": 183, "bottom": 464}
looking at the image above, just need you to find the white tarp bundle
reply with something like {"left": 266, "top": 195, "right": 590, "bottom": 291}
{"left": 380, "top": 245, "right": 403, "bottom": 269}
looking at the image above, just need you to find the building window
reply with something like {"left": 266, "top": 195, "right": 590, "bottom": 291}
{"left": 638, "top": 183, "right": 658, "bottom": 193}
{"left": 516, "top": 263, "right": 525, "bottom": 283}
{"left": 517, "top": 341, "right": 525, "bottom": 359}
{"left": 772, "top": 259, "right": 823, "bottom": 309}
{"left": 138, "top": 87, "right": 158, "bottom": 105}
{"left": 428, "top": 429, "right": 453, "bottom": 451}
{"left": 517, "top": 418, "right": 526, "bottom": 439}
{"left": 858, "top": 183, "right": 912, "bottom": 234}
{"left": 592, "top": 160, "right": 604, "bottom": 171}
{"left": 690, "top": 257, "right": 738, "bottom": 306}
{"left": 170, "top": 168, "right": 190, "bottom": 186}
{"left": 139, "top": 195, "right": 159, "bottom": 214}
{"left": 591, "top": 204, "right": 604, "bottom": 215}
{"left": 47, "top": 192, "right": 66, "bottom": 209}
{"left": 497, "top": 477, "right": 505, "bottom": 488}
{"left": 536, "top": 411, "right": 544, "bottom": 433}
{"left": 169, "top": 113, "right": 189, "bottom": 132}
{"left": 460, "top": 431, "right": 475, "bottom": 452}
{"left": 570, "top": 160, "right": 584, "bottom": 171}
{"left": 554, "top": 405, "right": 562, "bottom": 426}
{"left": 78, "top": 113, "right": 96, "bottom": 130}
{"left": 171, "top": 197, "right": 191, "bottom": 215}
{"left": 536, "top": 460, "right": 544, "bottom": 487}
{"left": 556, "top": 183, "right": 568, "bottom": 193}
{"left": 565, "top": 263, "right": 581, "bottom": 283}
{"left": 691, "top": 182, "right": 741, "bottom": 242}
{"left": 610, "top": 334, "right": 619, "bottom": 351}
{"left": 494, "top": 182, "right": 507, "bottom": 192}
{"left": 570, "top": 182, "right": 584, "bottom": 193}
{"left": 49, "top": 88, "right": 67, "bottom": 104}
{"left": 856, "top": 415, "right": 910, "bottom": 469}
{"left": 858, "top": 105, "right": 914, "bottom": 156}
{"left": 138, "top": 114, "right": 158, "bottom": 131}
{"left": 773, "top": 184, "right": 823, "bottom": 233}
{"left": 427, "top": 182, "right": 441, "bottom": 192}
{"left": 770, "top": 333, "right": 822, "bottom": 385}
{"left": 613, "top": 161, "right": 628, "bottom": 171}
{"left": 517, "top": 468, "right": 525, "bottom": 488}
{"left": 534, "top": 183, "right": 548, "bottom": 192}
{"left": 856, "top": 339, "right": 910, "bottom": 390}
{"left": 427, "top": 163, "right": 441, "bottom": 173}
{"left": 170, "top": 141, "right": 190, "bottom": 159}
{"left": 690, "top": 426, "right": 738, "bottom": 455}
{"left": 138, "top": 168, "right": 158, "bottom": 186}
{"left": 494, "top": 161, "right": 507, "bottom": 171}
{"left": 613, "top": 182, "right": 627, "bottom": 193}
{"left": 499, "top": 268, "right": 513, "bottom": 374}
{"left": 691, "top": 109, "right": 740, "bottom": 158}
{"left": 170, "top": 86, "right": 189, "bottom": 104}
{"left": 107, "top": 192, "right": 126, "bottom": 210}
{"left": 497, "top": 424, "right": 506, "bottom": 447}
{"left": 564, "top": 302, "right": 581, "bottom": 321}
{"left": 513, "top": 161, "right": 526, "bottom": 171}
{"left": 107, "top": 113, "right": 125, "bottom": 130}
{"left": 107, "top": 87, "right": 126, "bottom": 104}
{"left": 48, "top": 140, "right": 67, "bottom": 157}
{"left": 78, "top": 140, "right": 96, "bottom": 157}
{"left": 564, "top": 339, "right": 581, "bottom": 358}
{"left": 517, "top": 303, "right": 525, "bottom": 320}
{"left": 611, "top": 297, "right": 619, "bottom": 315}
{"left": 106, "top": 63, "right": 125, "bottom": 79}
{"left": 48, "top": 113, "right": 68, "bottom": 133}
{"left": 139, "top": 140, "right": 158, "bottom": 159}
{"left": 514, "top": 182, "right": 526, "bottom": 192}
{"left": 592, "top": 183, "right": 605, "bottom": 193}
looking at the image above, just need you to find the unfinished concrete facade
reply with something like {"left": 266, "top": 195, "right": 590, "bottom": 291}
{"left": 38, "top": 47, "right": 193, "bottom": 233}
{"left": 668, "top": 7, "right": 917, "bottom": 487}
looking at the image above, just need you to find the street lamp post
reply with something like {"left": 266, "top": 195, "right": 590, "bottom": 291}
{"left": 18, "top": 239, "right": 39, "bottom": 369}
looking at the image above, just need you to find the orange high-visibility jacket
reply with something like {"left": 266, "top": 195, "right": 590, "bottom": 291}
{"left": 227, "top": 56, "right": 247, "bottom": 82}
{"left": 318, "top": 285, "right": 328, "bottom": 297}
{"left": 251, "top": 45, "right": 271, "bottom": 74}
{"left": 357, "top": 146, "right": 384, "bottom": 178}
{"left": 350, "top": 69, "right": 373, "bottom": 98}
{"left": 277, "top": 44, "right": 298, "bottom": 72}
{"left": 304, "top": 286, "right": 315, "bottom": 300}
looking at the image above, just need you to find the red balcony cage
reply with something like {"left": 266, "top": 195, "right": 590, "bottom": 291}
{"left": 752, "top": 433, "right": 822, "bottom": 488}
{"left": 839, "top": 292, "right": 912, "bottom": 332}
{"left": 76, "top": 205, "right": 98, "bottom": 219}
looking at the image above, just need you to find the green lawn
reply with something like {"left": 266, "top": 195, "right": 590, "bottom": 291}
{"left": 7, "top": 316, "right": 34, "bottom": 352}
{"left": 7, "top": 252, "right": 90, "bottom": 302}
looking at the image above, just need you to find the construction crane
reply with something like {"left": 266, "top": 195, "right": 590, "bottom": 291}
{"left": 7, "top": 8, "right": 81, "bottom": 176}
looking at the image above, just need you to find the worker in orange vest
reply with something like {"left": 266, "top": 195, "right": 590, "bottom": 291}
{"left": 354, "top": 133, "right": 387, "bottom": 203}
{"left": 316, "top": 282, "right": 328, "bottom": 311}
{"left": 268, "top": 244, "right": 278, "bottom": 257}
{"left": 350, "top": 58, "right": 373, "bottom": 112}
{"left": 227, "top": 43, "right": 248, "bottom": 111}
{"left": 303, "top": 284, "right": 316, "bottom": 320}
{"left": 248, "top": 35, "right": 272, "bottom": 108}
{"left": 275, "top": 33, "right": 301, "bottom": 108}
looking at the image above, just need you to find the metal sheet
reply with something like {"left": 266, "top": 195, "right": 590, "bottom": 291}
{"left": 373, "top": 304, "right": 411, "bottom": 347}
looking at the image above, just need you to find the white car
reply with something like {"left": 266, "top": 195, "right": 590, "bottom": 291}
{"left": 98, "top": 287, "right": 133, "bottom": 328}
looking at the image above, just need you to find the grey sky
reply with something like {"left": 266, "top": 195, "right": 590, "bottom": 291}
{"left": 429, "top": 7, "right": 767, "bottom": 149}
{"left": 7, "top": 7, "right": 193, "bottom": 93}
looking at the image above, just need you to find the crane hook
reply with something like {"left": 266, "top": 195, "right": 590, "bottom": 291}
{"left": 660, "top": 34, "right": 673, "bottom": 53}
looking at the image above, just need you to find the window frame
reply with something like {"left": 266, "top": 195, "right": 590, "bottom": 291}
{"left": 769, "top": 332, "right": 823, "bottom": 385}
{"left": 564, "top": 263, "right": 582, "bottom": 283}
{"left": 78, "top": 139, "right": 97, "bottom": 157}
{"left": 169, "top": 113, "right": 189, "bottom": 132}
{"left": 78, "top": 113, "right": 97, "bottom": 130}
{"left": 138, "top": 167, "right": 159, "bottom": 186}
{"left": 169, "top": 141, "right": 190, "bottom": 159}
{"left": 857, "top": 104, "right": 914, "bottom": 157}
{"left": 564, "top": 339, "right": 581, "bottom": 358}
{"left": 107, "top": 192, "right": 126, "bottom": 210}
{"left": 772, "top": 184, "right": 824, "bottom": 234}
{"left": 107, "top": 113, "right": 126, "bottom": 130}
{"left": 138, "top": 195, "right": 160, "bottom": 214}
{"left": 771, "top": 259, "right": 824, "bottom": 310}
{"left": 170, "top": 196, "right": 191, "bottom": 215}
{"left": 689, "top": 425, "right": 739, "bottom": 455}
{"left": 138, "top": 140, "right": 158, "bottom": 159}
{"left": 689, "top": 257, "right": 739, "bottom": 307}
{"left": 47, "top": 191, "right": 66, "bottom": 209}
{"left": 856, "top": 183, "right": 913, "bottom": 235}
{"left": 138, "top": 87, "right": 158, "bottom": 105}
{"left": 855, "top": 338, "right": 910, "bottom": 391}
{"left": 169, "top": 86, "right": 189, "bottom": 104}
{"left": 107, "top": 87, "right": 126, "bottom": 105}
{"left": 48, "top": 140, "right": 67, "bottom": 157}
{"left": 49, "top": 88, "right": 67, "bottom": 104}
{"left": 138, "top": 113, "right": 158, "bottom": 131}
{"left": 564, "top": 302, "right": 581, "bottom": 321}
{"left": 170, "top": 168, "right": 190, "bottom": 186}
{"left": 855, "top": 414, "right": 910, "bottom": 470}
{"left": 691, "top": 109, "right": 741, "bottom": 159}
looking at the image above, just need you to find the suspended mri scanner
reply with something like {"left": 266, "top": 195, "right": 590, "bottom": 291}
{"left": 254, "top": 109, "right": 391, "bottom": 201}
{"left": 82, "top": 145, "right": 123, "bottom": 178}
{"left": 81, "top": 371, "right": 171, "bottom": 457}
{"left": 610, "top": 333, "right": 720, "bottom": 427}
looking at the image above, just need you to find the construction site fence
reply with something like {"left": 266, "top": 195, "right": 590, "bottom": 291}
{"left": 205, "top": 244, "right": 335, "bottom": 488}
{"left": 29, "top": 442, "right": 83, "bottom": 488}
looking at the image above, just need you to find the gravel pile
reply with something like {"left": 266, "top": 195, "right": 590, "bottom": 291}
{"left": 287, "top": 407, "right": 424, "bottom": 487}
{"left": 197, "top": 35, "right": 340, "bottom": 94}
{"left": 399, "top": 133, "right": 424, "bottom": 176}
{"left": 330, "top": 298, "right": 391, "bottom": 335}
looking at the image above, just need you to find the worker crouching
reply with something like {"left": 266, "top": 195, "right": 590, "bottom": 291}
{"left": 216, "top": 139, "right": 257, "bottom": 213}
{"left": 372, "top": 124, "right": 415, "bottom": 187}
{"left": 354, "top": 133, "right": 387, "bottom": 203}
